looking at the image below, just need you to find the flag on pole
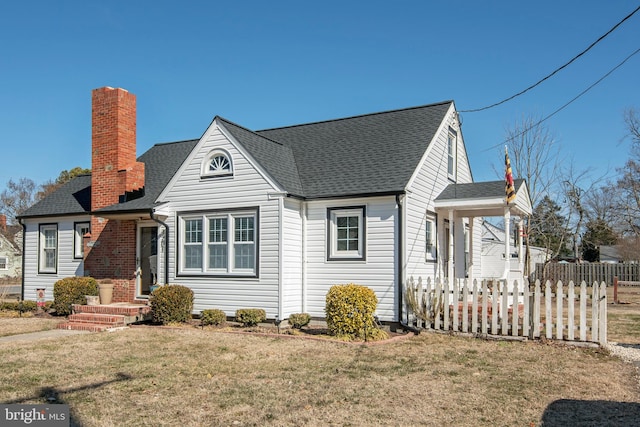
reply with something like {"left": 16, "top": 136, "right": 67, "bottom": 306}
{"left": 505, "top": 146, "right": 516, "bottom": 204}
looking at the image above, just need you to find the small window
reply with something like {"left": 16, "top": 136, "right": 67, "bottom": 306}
{"left": 447, "top": 128, "right": 457, "bottom": 179}
{"left": 425, "top": 216, "right": 437, "bottom": 262}
{"left": 39, "top": 224, "right": 58, "bottom": 274}
{"left": 201, "top": 149, "right": 233, "bottom": 178}
{"left": 0, "top": 256, "right": 7, "bottom": 270}
{"left": 327, "top": 206, "right": 366, "bottom": 261}
{"left": 74, "top": 222, "right": 90, "bottom": 259}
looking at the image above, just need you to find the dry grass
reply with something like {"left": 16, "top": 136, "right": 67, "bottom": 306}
{"left": 0, "top": 316, "right": 63, "bottom": 337}
{"left": 608, "top": 285, "right": 640, "bottom": 343}
{"left": 0, "top": 327, "right": 638, "bottom": 426}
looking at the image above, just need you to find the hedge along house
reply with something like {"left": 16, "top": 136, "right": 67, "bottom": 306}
{"left": 19, "top": 87, "right": 531, "bottom": 324}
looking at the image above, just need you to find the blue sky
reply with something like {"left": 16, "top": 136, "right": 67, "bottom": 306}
{"left": 1, "top": 1, "right": 639, "bottom": 198}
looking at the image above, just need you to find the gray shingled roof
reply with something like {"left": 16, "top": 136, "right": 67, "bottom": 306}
{"left": 96, "top": 139, "right": 199, "bottom": 213}
{"left": 19, "top": 139, "right": 198, "bottom": 218}
{"left": 218, "top": 118, "right": 305, "bottom": 196}
{"left": 20, "top": 101, "right": 454, "bottom": 217}
{"left": 257, "top": 101, "right": 453, "bottom": 198}
{"left": 18, "top": 174, "right": 92, "bottom": 218}
{"left": 435, "top": 179, "right": 526, "bottom": 201}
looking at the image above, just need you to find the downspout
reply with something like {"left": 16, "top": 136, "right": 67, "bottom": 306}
{"left": 278, "top": 196, "right": 284, "bottom": 320}
{"left": 150, "top": 209, "right": 169, "bottom": 285}
{"left": 19, "top": 218, "right": 25, "bottom": 301}
{"left": 301, "top": 202, "right": 307, "bottom": 313}
{"left": 396, "top": 194, "right": 420, "bottom": 334}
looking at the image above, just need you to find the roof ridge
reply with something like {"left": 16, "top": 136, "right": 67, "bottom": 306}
{"left": 216, "top": 116, "right": 285, "bottom": 146}
{"left": 256, "top": 100, "right": 454, "bottom": 132}
{"left": 151, "top": 138, "right": 200, "bottom": 147}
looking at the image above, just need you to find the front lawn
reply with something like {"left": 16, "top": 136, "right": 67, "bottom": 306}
{"left": 0, "top": 316, "right": 63, "bottom": 337}
{"left": 0, "top": 327, "right": 638, "bottom": 426}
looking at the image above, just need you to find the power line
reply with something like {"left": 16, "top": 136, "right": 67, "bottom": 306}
{"left": 482, "top": 46, "right": 640, "bottom": 152}
{"left": 460, "top": 5, "right": 640, "bottom": 113}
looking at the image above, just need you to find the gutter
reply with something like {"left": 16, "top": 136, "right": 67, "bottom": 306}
{"left": 150, "top": 209, "right": 170, "bottom": 285}
{"left": 19, "top": 218, "right": 25, "bottom": 301}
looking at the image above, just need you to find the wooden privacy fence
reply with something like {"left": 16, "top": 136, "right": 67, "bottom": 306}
{"left": 404, "top": 277, "right": 607, "bottom": 345}
{"left": 534, "top": 262, "right": 640, "bottom": 285}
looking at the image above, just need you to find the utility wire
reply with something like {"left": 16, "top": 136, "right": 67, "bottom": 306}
{"left": 482, "top": 46, "right": 640, "bottom": 152}
{"left": 460, "top": 5, "right": 640, "bottom": 113}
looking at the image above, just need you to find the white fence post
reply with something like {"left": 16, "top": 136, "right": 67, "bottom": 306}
{"left": 545, "top": 281, "right": 553, "bottom": 340}
{"left": 511, "top": 280, "right": 519, "bottom": 337}
{"left": 580, "top": 281, "right": 587, "bottom": 341}
{"left": 523, "top": 279, "right": 530, "bottom": 338}
{"left": 472, "top": 280, "right": 479, "bottom": 334}
{"left": 533, "top": 280, "right": 541, "bottom": 339}
{"left": 591, "top": 282, "right": 599, "bottom": 342}
{"left": 501, "top": 280, "right": 509, "bottom": 336}
{"left": 453, "top": 279, "right": 459, "bottom": 332}
{"left": 482, "top": 280, "right": 489, "bottom": 335}
{"left": 491, "top": 282, "right": 499, "bottom": 335}
{"left": 599, "top": 282, "right": 607, "bottom": 344}
{"left": 567, "top": 282, "right": 575, "bottom": 341}
{"left": 462, "top": 280, "right": 469, "bottom": 333}
{"left": 556, "top": 281, "right": 564, "bottom": 341}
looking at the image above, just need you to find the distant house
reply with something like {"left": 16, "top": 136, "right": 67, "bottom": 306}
{"left": 0, "top": 214, "right": 22, "bottom": 280}
{"left": 599, "top": 245, "right": 623, "bottom": 263}
{"left": 481, "top": 220, "right": 548, "bottom": 279}
{"left": 18, "top": 87, "right": 531, "bottom": 323}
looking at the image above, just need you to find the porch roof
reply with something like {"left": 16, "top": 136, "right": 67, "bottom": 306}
{"left": 434, "top": 179, "right": 531, "bottom": 217}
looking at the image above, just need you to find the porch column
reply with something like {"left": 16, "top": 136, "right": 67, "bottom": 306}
{"left": 448, "top": 209, "right": 454, "bottom": 281}
{"left": 468, "top": 217, "right": 474, "bottom": 284}
{"left": 518, "top": 218, "right": 524, "bottom": 276}
{"left": 503, "top": 207, "right": 511, "bottom": 280}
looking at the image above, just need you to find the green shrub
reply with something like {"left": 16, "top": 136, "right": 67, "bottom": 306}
{"left": 150, "top": 284, "right": 194, "bottom": 324}
{"left": 201, "top": 309, "right": 226, "bottom": 326}
{"left": 19, "top": 300, "right": 38, "bottom": 312}
{"left": 288, "top": 313, "right": 311, "bottom": 329}
{"left": 53, "top": 277, "right": 99, "bottom": 316}
{"left": 325, "top": 283, "right": 387, "bottom": 341}
{"left": 235, "top": 308, "right": 266, "bottom": 327}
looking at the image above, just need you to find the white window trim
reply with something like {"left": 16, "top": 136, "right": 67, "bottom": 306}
{"left": 327, "top": 206, "right": 366, "bottom": 261}
{"left": 0, "top": 256, "right": 7, "bottom": 270}
{"left": 447, "top": 128, "right": 457, "bottom": 180}
{"left": 38, "top": 224, "right": 58, "bottom": 274}
{"left": 425, "top": 214, "right": 437, "bottom": 262}
{"left": 201, "top": 148, "right": 233, "bottom": 178}
{"left": 178, "top": 209, "right": 258, "bottom": 276}
{"left": 74, "top": 222, "right": 90, "bottom": 259}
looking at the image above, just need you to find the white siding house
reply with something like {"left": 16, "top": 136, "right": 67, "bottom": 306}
{"left": 19, "top": 87, "right": 532, "bottom": 325}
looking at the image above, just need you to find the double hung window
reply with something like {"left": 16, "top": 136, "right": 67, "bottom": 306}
{"left": 39, "top": 224, "right": 58, "bottom": 273}
{"left": 180, "top": 210, "right": 257, "bottom": 275}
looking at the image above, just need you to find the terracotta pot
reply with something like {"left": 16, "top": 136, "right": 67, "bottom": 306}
{"left": 99, "top": 282, "right": 114, "bottom": 305}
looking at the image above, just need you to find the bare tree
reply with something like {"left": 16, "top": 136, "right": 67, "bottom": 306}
{"left": 501, "top": 114, "right": 561, "bottom": 274}
{"left": 0, "top": 177, "right": 38, "bottom": 225}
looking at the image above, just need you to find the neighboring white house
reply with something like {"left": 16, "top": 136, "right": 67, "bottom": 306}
{"left": 481, "top": 220, "right": 548, "bottom": 279}
{"left": 19, "top": 87, "right": 532, "bottom": 323}
{"left": 0, "top": 215, "right": 22, "bottom": 280}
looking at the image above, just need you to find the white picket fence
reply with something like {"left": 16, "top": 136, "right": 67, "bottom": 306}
{"left": 404, "top": 277, "right": 607, "bottom": 345}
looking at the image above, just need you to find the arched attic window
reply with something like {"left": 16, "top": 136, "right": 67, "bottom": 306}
{"left": 201, "top": 149, "right": 233, "bottom": 178}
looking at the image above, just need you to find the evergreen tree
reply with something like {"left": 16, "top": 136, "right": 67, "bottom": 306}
{"left": 529, "top": 195, "right": 571, "bottom": 259}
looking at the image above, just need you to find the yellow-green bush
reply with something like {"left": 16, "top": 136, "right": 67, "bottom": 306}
{"left": 325, "top": 283, "right": 387, "bottom": 341}
{"left": 53, "top": 277, "right": 98, "bottom": 316}
{"left": 235, "top": 308, "right": 266, "bottom": 327}
{"left": 150, "top": 284, "right": 194, "bottom": 324}
{"left": 288, "top": 313, "right": 311, "bottom": 329}
{"left": 201, "top": 309, "right": 226, "bottom": 326}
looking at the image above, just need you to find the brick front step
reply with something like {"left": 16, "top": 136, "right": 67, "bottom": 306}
{"left": 73, "top": 303, "right": 151, "bottom": 320}
{"left": 68, "top": 313, "right": 127, "bottom": 326}
{"left": 59, "top": 303, "right": 152, "bottom": 332}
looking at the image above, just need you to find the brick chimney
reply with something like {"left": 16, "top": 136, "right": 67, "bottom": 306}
{"left": 91, "top": 87, "right": 145, "bottom": 210}
{"left": 85, "top": 87, "right": 144, "bottom": 299}
{"left": 0, "top": 214, "right": 6, "bottom": 231}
